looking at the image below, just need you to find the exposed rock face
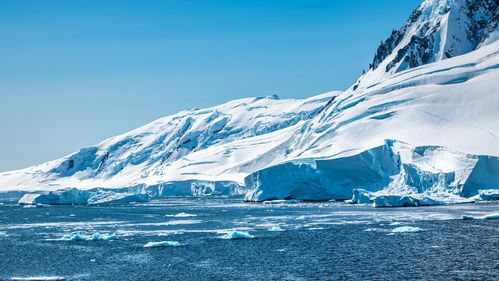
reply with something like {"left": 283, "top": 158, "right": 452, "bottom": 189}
{"left": 370, "top": 0, "right": 498, "bottom": 74}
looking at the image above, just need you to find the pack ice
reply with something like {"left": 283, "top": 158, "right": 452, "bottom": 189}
{"left": 1, "top": 0, "right": 498, "bottom": 208}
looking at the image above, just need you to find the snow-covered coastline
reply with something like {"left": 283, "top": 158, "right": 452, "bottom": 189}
{"left": 1, "top": 0, "right": 498, "bottom": 207}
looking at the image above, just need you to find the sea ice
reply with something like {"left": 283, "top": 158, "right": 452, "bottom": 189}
{"left": 165, "top": 212, "right": 197, "bottom": 218}
{"left": 391, "top": 226, "right": 424, "bottom": 233}
{"left": 60, "top": 233, "right": 118, "bottom": 241}
{"left": 268, "top": 225, "right": 285, "bottom": 232}
{"left": 461, "top": 215, "right": 475, "bottom": 220}
{"left": 10, "top": 277, "right": 65, "bottom": 281}
{"left": 143, "top": 241, "right": 181, "bottom": 247}
{"left": 219, "top": 230, "right": 254, "bottom": 239}
{"left": 483, "top": 213, "right": 499, "bottom": 220}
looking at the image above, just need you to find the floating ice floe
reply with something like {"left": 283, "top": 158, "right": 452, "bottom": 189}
{"left": 388, "top": 222, "right": 403, "bottom": 226}
{"left": 262, "top": 199, "right": 301, "bottom": 205}
{"left": 60, "top": 233, "right": 118, "bottom": 241}
{"left": 461, "top": 215, "right": 475, "bottom": 220}
{"left": 350, "top": 189, "right": 475, "bottom": 208}
{"left": 268, "top": 225, "right": 285, "bottom": 232}
{"left": 219, "top": 230, "right": 254, "bottom": 239}
{"left": 476, "top": 189, "right": 499, "bottom": 201}
{"left": 165, "top": 212, "right": 197, "bottom": 218}
{"left": 10, "top": 277, "right": 65, "bottom": 281}
{"left": 143, "top": 241, "right": 181, "bottom": 248}
{"left": 391, "top": 226, "right": 424, "bottom": 233}
{"left": 483, "top": 213, "right": 499, "bottom": 220}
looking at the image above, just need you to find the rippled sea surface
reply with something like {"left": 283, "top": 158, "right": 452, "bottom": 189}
{"left": 0, "top": 197, "right": 498, "bottom": 281}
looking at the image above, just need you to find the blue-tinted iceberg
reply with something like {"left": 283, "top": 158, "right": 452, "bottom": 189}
{"left": 60, "top": 233, "right": 118, "bottom": 241}
{"left": 219, "top": 230, "right": 254, "bottom": 240}
{"left": 143, "top": 241, "right": 180, "bottom": 248}
{"left": 18, "top": 188, "right": 91, "bottom": 205}
{"left": 392, "top": 226, "right": 424, "bottom": 233}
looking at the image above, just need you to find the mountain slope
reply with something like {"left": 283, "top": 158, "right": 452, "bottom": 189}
{"left": 360, "top": 0, "right": 498, "bottom": 87}
{"left": 0, "top": 92, "right": 338, "bottom": 193}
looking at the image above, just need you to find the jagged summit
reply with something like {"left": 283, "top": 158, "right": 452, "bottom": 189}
{"left": 366, "top": 0, "right": 497, "bottom": 83}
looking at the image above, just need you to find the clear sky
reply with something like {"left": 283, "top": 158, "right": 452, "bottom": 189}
{"left": 0, "top": 0, "right": 422, "bottom": 172}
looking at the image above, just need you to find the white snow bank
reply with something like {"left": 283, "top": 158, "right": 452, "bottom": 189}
{"left": 219, "top": 230, "right": 254, "bottom": 239}
{"left": 143, "top": 241, "right": 180, "bottom": 247}
{"left": 87, "top": 192, "right": 148, "bottom": 204}
{"left": 18, "top": 188, "right": 91, "bottom": 205}
{"left": 60, "top": 233, "right": 118, "bottom": 241}
{"left": 392, "top": 226, "right": 424, "bottom": 233}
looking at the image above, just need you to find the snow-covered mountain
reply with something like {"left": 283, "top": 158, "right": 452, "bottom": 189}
{"left": 358, "top": 0, "right": 498, "bottom": 87}
{"left": 1, "top": 0, "right": 498, "bottom": 206}
{"left": 0, "top": 92, "right": 338, "bottom": 194}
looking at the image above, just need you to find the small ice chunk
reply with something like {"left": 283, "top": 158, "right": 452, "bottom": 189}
{"left": 220, "top": 230, "right": 254, "bottom": 239}
{"left": 268, "top": 225, "right": 285, "bottom": 232}
{"left": 165, "top": 212, "right": 197, "bottom": 218}
{"left": 389, "top": 222, "right": 402, "bottom": 226}
{"left": 477, "top": 189, "right": 499, "bottom": 201}
{"left": 143, "top": 241, "right": 180, "bottom": 248}
{"left": 392, "top": 226, "right": 424, "bottom": 233}
{"left": 262, "top": 199, "right": 300, "bottom": 205}
{"left": 461, "top": 215, "right": 475, "bottom": 220}
{"left": 60, "top": 233, "right": 118, "bottom": 241}
{"left": 483, "top": 212, "right": 499, "bottom": 220}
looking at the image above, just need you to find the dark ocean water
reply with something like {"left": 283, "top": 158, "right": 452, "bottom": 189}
{"left": 0, "top": 197, "right": 498, "bottom": 281}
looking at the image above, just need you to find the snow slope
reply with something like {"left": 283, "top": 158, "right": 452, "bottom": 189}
{"left": 0, "top": 92, "right": 338, "bottom": 194}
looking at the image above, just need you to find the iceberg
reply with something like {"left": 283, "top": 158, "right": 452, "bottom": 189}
{"left": 18, "top": 188, "right": 91, "bottom": 205}
{"left": 476, "top": 189, "right": 499, "bottom": 201}
{"left": 268, "top": 226, "right": 285, "bottom": 232}
{"left": 461, "top": 215, "right": 475, "bottom": 220}
{"left": 60, "top": 233, "right": 118, "bottom": 241}
{"left": 143, "top": 241, "right": 181, "bottom": 248}
{"left": 483, "top": 213, "right": 499, "bottom": 220}
{"left": 219, "top": 230, "right": 254, "bottom": 240}
{"left": 392, "top": 226, "right": 424, "bottom": 233}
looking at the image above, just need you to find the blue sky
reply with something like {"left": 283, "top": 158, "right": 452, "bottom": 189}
{"left": 0, "top": 0, "right": 421, "bottom": 171}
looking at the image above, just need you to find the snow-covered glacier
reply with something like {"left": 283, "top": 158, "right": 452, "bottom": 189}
{"left": 1, "top": 0, "right": 498, "bottom": 207}
{"left": 0, "top": 92, "right": 338, "bottom": 199}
